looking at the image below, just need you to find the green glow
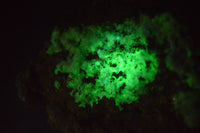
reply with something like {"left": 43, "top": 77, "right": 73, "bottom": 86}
{"left": 47, "top": 16, "right": 161, "bottom": 110}
{"left": 173, "top": 91, "right": 200, "bottom": 127}
{"left": 54, "top": 80, "right": 61, "bottom": 90}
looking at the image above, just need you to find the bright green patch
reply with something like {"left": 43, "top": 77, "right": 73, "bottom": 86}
{"left": 46, "top": 15, "right": 168, "bottom": 110}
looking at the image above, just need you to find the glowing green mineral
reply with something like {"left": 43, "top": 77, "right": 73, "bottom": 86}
{"left": 54, "top": 80, "right": 61, "bottom": 90}
{"left": 47, "top": 16, "right": 161, "bottom": 110}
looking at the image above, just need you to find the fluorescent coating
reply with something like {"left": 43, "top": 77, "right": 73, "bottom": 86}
{"left": 54, "top": 80, "right": 61, "bottom": 90}
{"left": 47, "top": 17, "right": 160, "bottom": 110}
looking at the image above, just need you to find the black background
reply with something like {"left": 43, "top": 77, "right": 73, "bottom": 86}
{"left": 1, "top": 0, "right": 199, "bottom": 132}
